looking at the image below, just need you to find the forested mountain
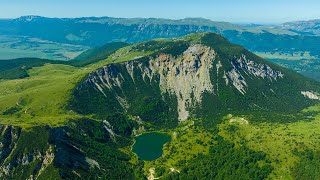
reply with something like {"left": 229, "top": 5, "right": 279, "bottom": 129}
{"left": 0, "top": 16, "right": 319, "bottom": 58}
{"left": 0, "top": 33, "right": 320, "bottom": 179}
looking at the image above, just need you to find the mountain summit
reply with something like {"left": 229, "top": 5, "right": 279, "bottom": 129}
{"left": 71, "top": 32, "right": 320, "bottom": 124}
{"left": 0, "top": 33, "right": 319, "bottom": 179}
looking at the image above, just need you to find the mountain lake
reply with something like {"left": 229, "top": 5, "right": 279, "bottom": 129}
{"left": 133, "top": 132, "right": 171, "bottom": 160}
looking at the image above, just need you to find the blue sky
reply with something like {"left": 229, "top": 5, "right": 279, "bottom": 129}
{"left": 1, "top": 0, "right": 319, "bottom": 23}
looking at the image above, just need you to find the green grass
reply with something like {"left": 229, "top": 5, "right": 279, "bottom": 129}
{"left": 254, "top": 51, "right": 318, "bottom": 61}
{"left": 141, "top": 120, "right": 215, "bottom": 177}
{"left": 139, "top": 104, "right": 320, "bottom": 179}
{"left": 70, "top": 42, "right": 128, "bottom": 66}
{"left": 0, "top": 44, "right": 153, "bottom": 128}
{"left": 37, "top": 163, "right": 61, "bottom": 180}
{"left": 0, "top": 64, "right": 86, "bottom": 127}
{"left": 0, "top": 35, "right": 88, "bottom": 60}
{"left": 218, "top": 105, "right": 320, "bottom": 179}
{"left": 62, "top": 105, "right": 319, "bottom": 179}
{"left": 106, "top": 45, "right": 155, "bottom": 63}
{"left": 1, "top": 32, "right": 320, "bottom": 179}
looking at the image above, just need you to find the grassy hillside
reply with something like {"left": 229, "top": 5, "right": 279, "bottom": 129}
{"left": 0, "top": 58, "right": 67, "bottom": 80}
{"left": 0, "top": 41, "right": 156, "bottom": 127}
{"left": 217, "top": 105, "right": 320, "bottom": 179}
{"left": 70, "top": 42, "right": 128, "bottom": 66}
{"left": 2, "top": 32, "right": 317, "bottom": 128}
{"left": 68, "top": 33, "right": 320, "bottom": 179}
{"left": 0, "top": 64, "right": 84, "bottom": 127}
{"left": 0, "top": 33, "right": 320, "bottom": 179}
{"left": 0, "top": 42, "right": 129, "bottom": 80}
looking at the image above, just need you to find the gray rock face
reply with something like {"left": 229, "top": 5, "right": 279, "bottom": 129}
{"left": 301, "top": 91, "right": 320, "bottom": 100}
{"left": 86, "top": 44, "right": 216, "bottom": 121}
{"left": 150, "top": 44, "right": 216, "bottom": 120}
{"left": 0, "top": 125, "right": 54, "bottom": 179}
{"left": 82, "top": 42, "right": 293, "bottom": 122}
{"left": 226, "top": 54, "right": 284, "bottom": 94}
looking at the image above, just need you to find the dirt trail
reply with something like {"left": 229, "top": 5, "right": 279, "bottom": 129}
{"left": 148, "top": 168, "right": 157, "bottom": 180}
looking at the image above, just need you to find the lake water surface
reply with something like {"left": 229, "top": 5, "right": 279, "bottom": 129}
{"left": 133, "top": 132, "right": 171, "bottom": 160}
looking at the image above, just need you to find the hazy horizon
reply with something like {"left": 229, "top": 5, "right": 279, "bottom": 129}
{"left": 1, "top": 0, "right": 320, "bottom": 24}
{"left": 0, "top": 15, "right": 285, "bottom": 25}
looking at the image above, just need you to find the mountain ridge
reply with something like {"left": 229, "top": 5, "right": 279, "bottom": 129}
{"left": 2, "top": 15, "right": 320, "bottom": 68}
{"left": 279, "top": 19, "right": 320, "bottom": 36}
{"left": 71, "top": 33, "right": 320, "bottom": 124}
{"left": 0, "top": 32, "right": 320, "bottom": 179}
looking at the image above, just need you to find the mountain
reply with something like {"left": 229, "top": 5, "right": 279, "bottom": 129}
{"left": 1, "top": 33, "right": 320, "bottom": 179}
{"left": 2, "top": 16, "right": 320, "bottom": 82}
{"left": 0, "top": 16, "right": 316, "bottom": 57}
{"left": 0, "top": 58, "right": 64, "bottom": 80}
{"left": 279, "top": 19, "right": 320, "bottom": 36}
{"left": 71, "top": 33, "right": 319, "bottom": 124}
{"left": 0, "top": 16, "right": 243, "bottom": 46}
{"left": 70, "top": 42, "right": 128, "bottom": 66}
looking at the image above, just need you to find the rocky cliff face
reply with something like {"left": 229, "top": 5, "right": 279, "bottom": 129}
{"left": 71, "top": 33, "right": 320, "bottom": 126}
{"left": 89, "top": 44, "right": 217, "bottom": 121}
{"left": 0, "top": 125, "right": 54, "bottom": 179}
{"left": 226, "top": 54, "right": 284, "bottom": 94}
{"left": 1, "top": 32, "right": 320, "bottom": 179}
{"left": 152, "top": 45, "right": 215, "bottom": 120}
{"left": 0, "top": 119, "right": 135, "bottom": 179}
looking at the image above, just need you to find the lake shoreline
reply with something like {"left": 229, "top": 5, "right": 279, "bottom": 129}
{"left": 132, "top": 131, "right": 172, "bottom": 161}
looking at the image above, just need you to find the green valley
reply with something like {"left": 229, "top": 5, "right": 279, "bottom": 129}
{"left": 0, "top": 35, "right": 88, "bottom": 60}
{"left": 0, "top": 33, "right": 320, "bottom": 179}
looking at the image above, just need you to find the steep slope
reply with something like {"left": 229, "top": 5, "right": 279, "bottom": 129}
{"left": 70, "top": 42, "right": 128, "bottom": 66}
{"left": 71, "top": 33, "right": 320, "bottom": 126}
{"left": 1, "top": 33, "right": 320, "bottom": 179}
{"left": 0, "top": 119, "right": 135, "bottom": 179}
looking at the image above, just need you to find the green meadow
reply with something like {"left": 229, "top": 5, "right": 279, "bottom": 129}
{"left": 0, "top": 35, "right": 88, "bottom": 60}
{"left": 0, "top": 44, "right": 154, "bottom": 128}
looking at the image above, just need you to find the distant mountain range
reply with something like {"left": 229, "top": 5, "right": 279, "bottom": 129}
{"left": 0, "top": 16, "right": 318, "bottom": 55}
{"left": 0, "top": 16, "right": 319, "bottom": 52}
{"left": 1, "top": 16, "right": 320, "bottom": 81}
{"left": 279, "top": 19, "right": 320, "bottom": 36}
